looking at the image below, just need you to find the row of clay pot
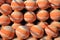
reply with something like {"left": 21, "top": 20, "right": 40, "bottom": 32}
{"left": 0, "top": 9, "right": 60, "bottom": 26}
{"left": 0, "top": 20, "right": 60, "bottom": 40}
{"left": 0, "top": 0, "right": 60, "bottom": 12}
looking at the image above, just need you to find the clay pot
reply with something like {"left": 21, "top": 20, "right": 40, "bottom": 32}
{"left": 11, "top": 0, "right": 24, "bottom": 11}
{"left": 0, "top": 26, "right": 14, "bottom": 40}
{"left": 24, "top": 11, "right": 36, "bottom": 23}
{"left": 37, "top": 10, "right": 49, "bottom": 21}
{"left": 9, "top": 10, "right": 23, "bottom": 23}
{"left": 50, "top": 9, "right": 60, "bottom": 21}
{"left": 16, "top": 26, "right": 30, "bottom": 40}
{"left": 0, "top": 4, "right": 12, "bottom": 15}
{"left": 24, "top": 0, "right": 37, "bottom": 11}
{"left": 45, "top": 25, "right": 58, "bottom": 38}
{"left": 30, "top": 25, "right": 44, "bottom": 38}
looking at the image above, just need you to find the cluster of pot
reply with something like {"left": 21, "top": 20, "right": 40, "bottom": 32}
{"left": 0, "top": 0, "right": 60, "bottom": 40}
{"left": 0, "top": 0, "right": 60, "bottom": 10}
